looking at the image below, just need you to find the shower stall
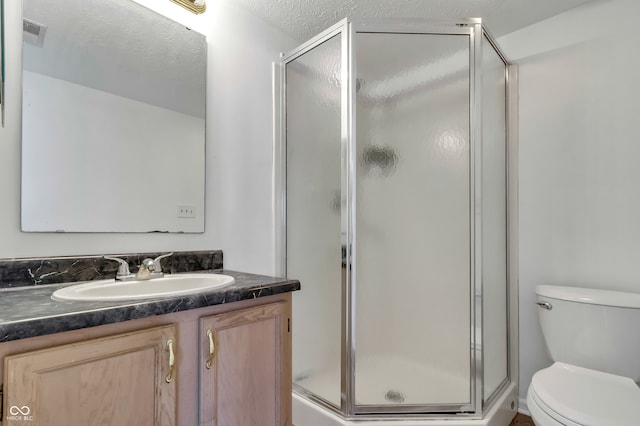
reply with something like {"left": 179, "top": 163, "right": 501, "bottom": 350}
{"left": 275, "top": 18, "right": 517, "bottom": 424}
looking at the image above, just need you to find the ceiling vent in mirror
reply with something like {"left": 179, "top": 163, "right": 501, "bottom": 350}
{"left": 171, "top": 0, "right": 206, "bottom": 14}
{"left": 23, "top": 18, "right": 47, "bottom": 48}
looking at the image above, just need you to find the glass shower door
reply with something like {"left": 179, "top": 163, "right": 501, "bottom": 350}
{"left": 283, "top": 20, "right": 512, "bottom": 419}
{"left": 481, "top": 34, "right": 509, "bottom": 402}
{"left": 352, "top": 31, "right": 472, "bottom": 411}
{"left": 286, "top": 33, "right": 344, "bottom": 408}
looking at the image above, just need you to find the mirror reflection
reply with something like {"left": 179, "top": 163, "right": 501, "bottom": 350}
{"left": 21, "top": 0, "right": 206, "bottom": 233}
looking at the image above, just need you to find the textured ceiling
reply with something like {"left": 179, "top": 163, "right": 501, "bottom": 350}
{"left": 224, "top": 0, "right": 596, "bottom": 43}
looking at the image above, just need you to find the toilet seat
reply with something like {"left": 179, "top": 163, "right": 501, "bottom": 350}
{"left": 528, "top": 362, "right": 640, "bottom": 426}
{"left": 527, "top": 385, "right": 581, "bottom": 426}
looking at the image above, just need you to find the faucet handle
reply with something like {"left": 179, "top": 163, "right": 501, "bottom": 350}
{"left": 104, "top": 256, "right": 133, "bottom": 280}
{"left": 136, "top": 258, "right": 156, "bottom": 280}
{"left": 152, "top": 252, "right": 174, "bottom": 273}
{"left": 141, "top": 258, "right": 156, "bottom": 272}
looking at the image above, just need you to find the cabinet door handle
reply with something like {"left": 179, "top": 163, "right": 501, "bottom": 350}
{"left": 206, "top": 329, "right": 215, "bottom": 369}
{"left": 166, "top": 339, "right": 176, "bottom": 383}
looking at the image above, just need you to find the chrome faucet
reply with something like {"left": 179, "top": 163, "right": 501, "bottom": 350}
{"left": 104, "top": 252, "right": 173, "bottom": 281}
{"left": 104, "top": 256, "right": 136, "bottom": 281}
{"left": 136, "top": 252, "right": 174, "bottom": 280}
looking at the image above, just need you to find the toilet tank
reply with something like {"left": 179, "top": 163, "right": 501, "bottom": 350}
{"left": 536, "top": 285, "right": 640, "bottom": 381}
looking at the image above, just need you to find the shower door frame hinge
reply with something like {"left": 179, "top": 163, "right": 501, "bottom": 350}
{"left": 288, "top": 318, "right": 291, "bottom": 333}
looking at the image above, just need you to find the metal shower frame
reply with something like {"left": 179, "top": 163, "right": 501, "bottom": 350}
{"left": 274, "top": 17, "right": 516, "bottom": 420}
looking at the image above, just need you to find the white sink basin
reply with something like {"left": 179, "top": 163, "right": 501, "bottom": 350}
{"left": 52, "top": 273, "right": 235, "bottom": 302}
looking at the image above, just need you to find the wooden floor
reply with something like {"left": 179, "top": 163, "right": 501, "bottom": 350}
{"left": 510, "top": 413, "right": 535, "bottom": 425}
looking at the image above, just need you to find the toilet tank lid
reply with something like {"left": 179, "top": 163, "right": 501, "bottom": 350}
{"left": 536, "top": 285, "right": 640, "bottom": 309}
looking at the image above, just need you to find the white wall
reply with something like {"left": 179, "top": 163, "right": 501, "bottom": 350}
{"left": 499, "top": 0, "right": 640, "bottom": 409}
{"left": 0, "top": 0, "right": 297, "bottom": 274}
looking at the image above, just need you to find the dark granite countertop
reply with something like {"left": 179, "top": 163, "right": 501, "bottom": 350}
{"left": 0, "top": 270, "right": 300, "bottom": 343}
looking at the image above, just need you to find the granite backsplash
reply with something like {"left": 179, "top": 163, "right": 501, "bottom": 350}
{"left": 0, "top": 250, "right": 223, "bottom": 289}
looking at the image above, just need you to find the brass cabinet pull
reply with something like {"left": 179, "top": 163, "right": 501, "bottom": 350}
{"left": 166, "top": 339, "right": 176, "bottom": 383}
{"left": 206, "top": 329, "right": 215, "bottom": 369}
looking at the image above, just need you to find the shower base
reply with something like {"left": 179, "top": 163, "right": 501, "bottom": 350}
{"left": 295, "top": 355, "right": 470, "bottom": 406}
{"left": 292, "top": 381, "right": 518, "bottom": 426}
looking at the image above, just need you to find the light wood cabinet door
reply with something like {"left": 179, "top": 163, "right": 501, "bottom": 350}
{"left": 3, "top": 324, "right": 177, "bottom": 426}
{"left": 200, "top": 301, "right": 292, "bottom": 426}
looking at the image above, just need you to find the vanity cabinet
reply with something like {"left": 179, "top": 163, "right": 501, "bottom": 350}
{"left": 3, "top": 325, "right": 176, "bottom": 426}
{"left": 0, "top": 294, "right": 292, "bottom": 426}
{"left": 200, "top": 302, "right": 291, "bottom": 426}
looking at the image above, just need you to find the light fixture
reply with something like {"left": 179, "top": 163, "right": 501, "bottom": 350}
{"left": 171, "top": 0, "right": 206, "bottom": 14}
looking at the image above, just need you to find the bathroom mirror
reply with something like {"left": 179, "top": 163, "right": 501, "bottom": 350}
{"left": 21, "top": 0, "right": 206, "bottom": 233}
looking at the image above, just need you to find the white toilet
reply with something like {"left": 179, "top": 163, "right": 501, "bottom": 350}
{"left": 527, "top": 285, "right": 640, "bottom": 426}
